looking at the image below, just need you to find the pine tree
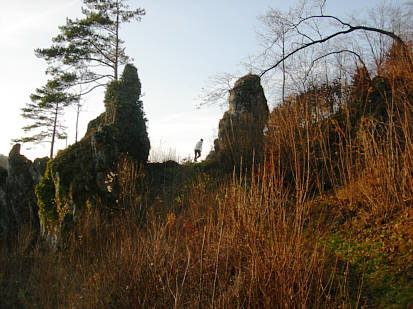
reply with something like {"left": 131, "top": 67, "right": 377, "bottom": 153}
{"left": 14, "top": 79, "right": 78, "bottom": 158}
{"left": 36, "top": 0, "right": 145, "bottom": 91}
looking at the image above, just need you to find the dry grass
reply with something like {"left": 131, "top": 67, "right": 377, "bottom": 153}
{"left": 0, "top": 160, "right": 355, "bottom": 308}
{"left": 149, "top": 142, "right": 181, "bottom": 163}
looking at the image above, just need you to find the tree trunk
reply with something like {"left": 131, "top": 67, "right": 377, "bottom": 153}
{"left": 50, "top": 102, "right": 59, "bottom": 159}
{"left": 282, "top": 30, "right": 285, "bottom": 103}
{"left": 75, "top": 97, "right": 80, "bottom": 143}
{"left": 114, "top": 0, "right": 120, "bottom": 81}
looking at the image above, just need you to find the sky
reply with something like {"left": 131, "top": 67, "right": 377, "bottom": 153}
{"left": 0, "top": 0, "right": 400, "bottom": 162}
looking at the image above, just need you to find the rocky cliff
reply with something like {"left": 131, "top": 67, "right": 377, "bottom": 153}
{"left": 209, "top": 74, "right": 269, "bottom": 169}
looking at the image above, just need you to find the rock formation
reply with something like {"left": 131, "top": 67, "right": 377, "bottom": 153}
{"left": 210, "top": 74, "right": 269, "bottom": 169}
{"left": 0, "top": 144, "right": 48, "bottom": 243}
{"left": 36, "top": 64, "right": 150, "bottom": 244}
{"left": 0, "top": 154, "right": 8, "bottom": 170}
{"left": 0, "top": 165, "right": 9, "bottom": 242}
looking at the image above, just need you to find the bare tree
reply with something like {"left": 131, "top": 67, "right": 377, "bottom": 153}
{"left": 240, "top": 0, "right": 413, "bottom": 114}
{"left": 353, "top": 2, "right": 412, "bottom": 74}
{"left": 197, "top": 73, "right": 238, "bottom": 108}
{"left": 259, "top": 15, "right": 405, "bottom": 77}
{"left": 199, "top": 0, "right": 411, "bottom": 110}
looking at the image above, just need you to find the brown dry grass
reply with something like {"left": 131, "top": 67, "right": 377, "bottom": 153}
{"left": 1, "top": 160, "right": 354, "bottom": 308}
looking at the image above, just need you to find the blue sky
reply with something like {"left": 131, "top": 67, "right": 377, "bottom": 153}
{"left": 0, "top": 0, "right": 402, "bottom": 161}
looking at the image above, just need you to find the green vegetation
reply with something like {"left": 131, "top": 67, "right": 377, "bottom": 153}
{"left": 35, "top": 162, "right": 58, "bottom": 232}
{"left": 104, "top": 64, "right": 150, "bottom": 162}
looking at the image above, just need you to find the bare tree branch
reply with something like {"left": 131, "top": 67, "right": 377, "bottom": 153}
{"left": 260, "top": 21, "right": 405, "bottom": 77}
{"left": 79, "top": 83, "right": 106, "bottom": 96}
{"left": 304, "top": 49, "right": 367, "bottom": 80}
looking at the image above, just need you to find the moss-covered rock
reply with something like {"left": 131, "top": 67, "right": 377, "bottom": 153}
{"left": 36, "top": 64, "right": 150, "bottom": 244}
{"left": 105, "top": 64, "right": 150, "bottom": 162}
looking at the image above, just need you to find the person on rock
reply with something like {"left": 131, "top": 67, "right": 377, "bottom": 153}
{"left": 194, "top": 138, "right": 203, "bottom": 162}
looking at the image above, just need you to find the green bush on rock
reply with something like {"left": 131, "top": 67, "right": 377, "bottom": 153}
{"left": 35, "top": 162, "right": 57, "bottom": 232}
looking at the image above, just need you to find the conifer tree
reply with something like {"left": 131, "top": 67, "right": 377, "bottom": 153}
{"left": 36, "top": 0, "right": 145, "bottom": 92}
{"left": 14, "top": 79, "right": 78, "bottom": 158}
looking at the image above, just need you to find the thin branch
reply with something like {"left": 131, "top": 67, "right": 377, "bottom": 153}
{"left": 80, "top": 83, "right": 106, "bottom": 96}
{"left": 73, "top": 74, "right": 114, "bottom": 85}
{"left": 87, "top": 39, "right": 115, "bottom": 65}
{"left": 314, "top": 49, "right": 366, "bottom": 70}
{"left": 304, "top": 49, "right": 367, "bottom": 80}
{"left": 260, "top": 23, "right": 405, "bottom": 77}
{"left": 319, "top": 0, "right": 327, "bottom": 15}
{"left": 296, "top": 27, "right": 315, "bottom": 42}
{"left": 296, "top": 15, "right": 352, "bottom": 28}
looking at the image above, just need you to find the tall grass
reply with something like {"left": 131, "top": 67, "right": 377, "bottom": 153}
{"left": 264, "top": 42, "right": 413, "bottom": 306}
{"left": 265, "top": 43, "right": 413, "bottom": 220}
{"left": 149, "top": 142, "right": 181, "bottom": 163}
{"left": 1, "top": 156, "right": 356, "bottom": 308}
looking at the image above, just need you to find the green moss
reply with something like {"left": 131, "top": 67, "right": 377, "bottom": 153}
{"left": 52, "top": 134, "right": 97, "bottom": 210}
{"left": 326, "top": 228, "right": 413, "bottom": 308}
{"left": 85, "top": 112, "right": 105, "bottom": 136}
{"left": 36, "top": 131, "right": 98, "bottom": 234}
{"left": 104, "top": 64, "right": 150, "bottom": 162}
{"left": 35, "top": 161, "right": 58, "bottom": 232}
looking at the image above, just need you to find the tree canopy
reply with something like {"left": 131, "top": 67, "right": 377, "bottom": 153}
{"left": 37, "top": 0, "right": 145, "bottom": 92}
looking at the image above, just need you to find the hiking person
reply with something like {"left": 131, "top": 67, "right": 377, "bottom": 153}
{"left": 194, "top": 138, "right": 203, "bottom": 162}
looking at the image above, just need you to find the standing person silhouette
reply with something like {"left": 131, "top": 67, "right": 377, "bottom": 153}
{"left": 194, "top": 138, "right": 203, "bottom": 162}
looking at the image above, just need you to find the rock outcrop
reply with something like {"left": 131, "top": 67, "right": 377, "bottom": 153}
{"left": 210, "top": 74, "right": 269, "bottom": 169}
{"left": 0, "top": 154, "right": 8, "bottom": 170}
{"left": 0, "top": 165, "right": 9, "bottom": 242}
{"left": 0, "top": 144, "right": 48, "bottom": 243}
{"left": 36, "top": 64, "right": 150, "bottom": 244}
